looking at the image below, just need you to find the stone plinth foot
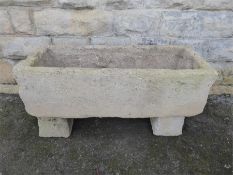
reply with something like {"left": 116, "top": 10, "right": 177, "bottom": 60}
{"left": 38, "top": 117, "right": 74, "bottom": 138}
{"left": 150, "top": 117, "right": 185, "bottom": 136}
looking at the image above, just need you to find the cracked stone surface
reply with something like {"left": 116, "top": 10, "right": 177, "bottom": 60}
{"left": 0, "top": 94, "right": 232, "bottom": 175}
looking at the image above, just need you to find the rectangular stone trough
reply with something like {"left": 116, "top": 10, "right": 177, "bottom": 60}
{"left": 13, "top": 45, "right": 218, "bottom": 137}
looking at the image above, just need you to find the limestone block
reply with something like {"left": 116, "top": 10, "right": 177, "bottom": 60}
{"left": 201, "top": 39, "right": 233, "bottom": 62}
{"left": 202, "top": 12, "right": 233, "bottom": 38}
{"left": 114, "top": 10, "right": 161, "bottom": 36}
{"left": 0, "top": 10, "right": 14, "bottom": 34}
{"left": 34, "top": 9, "right": 113, "bottom": 36}
{"left": 150, "top": 117, "right": 185, "bottom": 136}
{"left": 0, "top": 37, "right": 50, "bottom": 59}
{"left": 9, "top": 9, "right": 33, "bottom": 34}
{"left": 38, "top": 117, "right": 74, "bottom": 138}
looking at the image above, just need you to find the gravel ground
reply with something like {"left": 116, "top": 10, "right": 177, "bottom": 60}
{"left": 0, "top": 94, "right": 232, "bottom": 175}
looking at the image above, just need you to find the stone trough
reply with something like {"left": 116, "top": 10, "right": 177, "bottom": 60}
{"left": 13, "top": 45, "right": 218, "bottom": 137}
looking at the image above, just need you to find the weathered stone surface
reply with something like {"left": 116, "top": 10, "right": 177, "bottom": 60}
{"left": 34, "top": 9, "right": 113, "bottom": 36}
{"left": 9, "top": 9, "right": 33, "bottom": 34}
{"left": 0, "top": 37, "right": 50, "bottom": 59}
{"left": 202, "top": 12, "right": 233, "bottom": 38}
{"left": 201, "top": 0, "right": 233, "bottom": 10}
{"left": 201, "top": 39, "right": 233, "bottom": 62}
{"left": 160, "top": 11, "right": 202, "bottom": 38}
{"left": 31, "top": 9, "right": 233, "bottom": 38}
{"left": 111, "top": 10, "right": 233, "bottom": 38}
{"left": 0, "top": 59, "right": 16, "bottom": 84}
{"left": 150, "top": 117, "right": 185, "bottom": 136}
{"left": 91, "top": 36, "right": 131, "bottom": 45}
{"left": 0, "top": 0, "right": 49, "bottom": 6}
{"left": 14, "top": 46, "right": 217, "bottom": 121}
{"left": 52, "top": 37, "right": 89, "bottom": 47}
{"left": 160, "top": 11, "right": 233, "bottom": 38}
{"left": 38, "top": 117, "right": 73, "bottom": 138}
{"left": 114, "top": 10, "right": 161, "bottom": 36}
{"left": 145, "top": 0, "right": 233, "bottom": 10}
{"left": 0, "top": 10, "right": 14, "bottom": 34}
{"left": 57, "top": 0, "right": 233, "bottom": 10}
{"left": 0, "top": 0, "right": 231, "bottom": 98}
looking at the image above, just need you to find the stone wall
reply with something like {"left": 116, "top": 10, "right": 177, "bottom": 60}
{"left": 0, "top": 0, "right": 232, "bottom": 94}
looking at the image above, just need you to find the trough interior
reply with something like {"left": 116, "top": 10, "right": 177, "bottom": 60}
{"left": 34, "top": 46, "right": 200, "bottom": 69}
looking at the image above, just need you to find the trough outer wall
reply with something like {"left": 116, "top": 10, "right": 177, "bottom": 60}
{"left": 14, "top": 48, "right": 217, "bottom": 119}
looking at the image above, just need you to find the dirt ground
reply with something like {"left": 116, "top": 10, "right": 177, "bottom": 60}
{"left": 0, "top": 94, "right": 232, "bottom": 175}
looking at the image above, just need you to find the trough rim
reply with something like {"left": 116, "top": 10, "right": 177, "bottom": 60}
{"left": 13, "top": 45, "right": 218, "bottom": 78}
